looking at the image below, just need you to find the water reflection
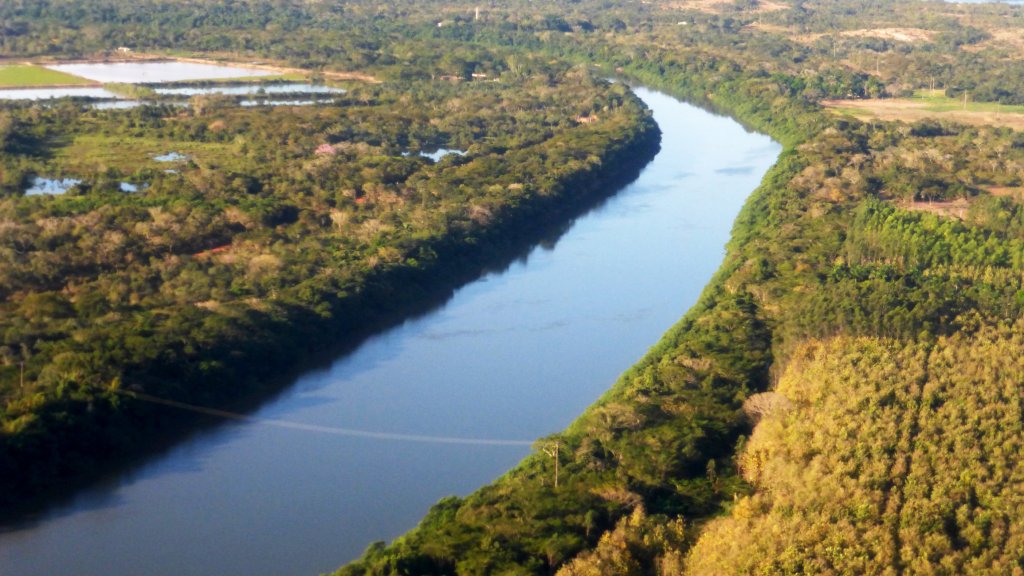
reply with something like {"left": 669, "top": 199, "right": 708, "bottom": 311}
{"left": 402, "top": 148, "right": 467, "bottom": 161}
{"left": 46, "top": 62, "right": 276, "bottom": 84}
{"left": 24, "top": 177, "right": 81, "bottom": 195}
{"left": 421, "top": 148, "right": 466, "bottom": 161}
{"left": 238, "top": 99, "right": 331, "bottom": 107}
{"left": 153, "top": 152, "right": 188, "bottom": 162}
{"left": 0, "top": 87, "right": 782, "bottom": 576}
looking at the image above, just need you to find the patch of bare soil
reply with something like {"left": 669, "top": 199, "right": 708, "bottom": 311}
{"left": 742, "top": 22, "right": 796, "bottom": 35}
{"left": 791, "top": 27, "right": 935, "bottom": 45}
{"left": 658, "top": 0, "right": 788, "bottom": 14}
{"left": 822, "top": 99, "right": 1024, "bottom": 131}
{"left": 964, "top": 28, "right": 1024, "bottom": 57}
{"left": 984, "top": 186, "right": 1024, "bottom": 200}
{"left": 845, "top": 28, "right": 935, "bottom": 43}
{"left": 901, "top": 198, "right": 970, "bottom": 220}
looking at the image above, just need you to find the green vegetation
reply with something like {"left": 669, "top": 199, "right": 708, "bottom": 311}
{"left": 689, "top": 328, "right": 1024, "bottom": 575}
{"left": 907, "top": 90, "right": 1024, "bottom": 114}
{"left": 0, "top": 48, "right": 659, "bottom": 505}
{"left": 1, "top": 0, "right": 1024, "bottom": 574}
{"left": 0, "top": 64, "right": 93, "bottom": 87}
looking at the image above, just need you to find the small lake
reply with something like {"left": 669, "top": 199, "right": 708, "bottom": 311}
{"left": 22, "top": 177, "right": 142, "bottom": 195}
{"left": 0, "top": 87, "right": 119, "bottom": 101}
{"left": 45, "top": 62, "right": 277, "bottom": 84}
{"left": 421, "top": 148, "right": 465, "bottom": 161}
{"left": 154, "top": 83, "right": 345, "bottom": 96}
{"left": 0, "top": 87, "right": 781, "bottom": 576}
{"left": 239, "top": 99, "right": 334, "bottom": 107}
{"left": 402, "top": 148, "right": 466, "bottom": 161}
{"left": 153, "top": 152, "right": 188, "bottom": 162}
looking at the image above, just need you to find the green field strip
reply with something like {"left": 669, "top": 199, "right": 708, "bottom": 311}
{"left": 0, "top": 64, "right": 97, "bottom": 88}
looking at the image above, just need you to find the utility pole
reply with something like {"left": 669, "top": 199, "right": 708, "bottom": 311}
{"left": 963, "top": 90, "right": 968, "bottom": 110}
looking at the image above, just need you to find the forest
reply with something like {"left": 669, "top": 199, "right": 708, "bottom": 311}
{"left": 0, "top": 38, "right": 661, "bottom": 502}
{"left": 1, "top": 0, "right": 1024, "bottom": 574}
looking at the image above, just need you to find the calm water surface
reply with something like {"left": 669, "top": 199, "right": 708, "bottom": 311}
{"left": 46, "top": 62, "right": 276, "bottom": 84}
{"left": 0, "top": 87, "right": 780, "bottom": 576}
{"left": 23, "top": 177, "right": 82, "bottom": 195}
{"left": 239, "top": 99, "right": 335, "bottom": 107}
{"left": 403, "top": 148, "right": 467, "bottom": 161}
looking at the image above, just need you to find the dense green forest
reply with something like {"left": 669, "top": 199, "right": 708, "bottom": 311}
{"left": 2, "top": 0, "right": 1024, "bottom": 574}
{"left": 0, "top": 37, "right": 661, "bottom": 503}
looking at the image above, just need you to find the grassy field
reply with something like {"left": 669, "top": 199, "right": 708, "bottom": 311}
{"left": 0, "top": 64, "right": 96, "bottom": 88}
{"left": 822, "top": 91, "right": 1024, "bottom": 129}
{"left": 907, "top": 89, "right": 1024, "bottom": 113}
{"left": 56, "top": 134, "right": 240, "bottom": 173}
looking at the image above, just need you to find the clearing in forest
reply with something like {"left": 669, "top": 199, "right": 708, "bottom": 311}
{"left": 56, "top": 135, "right": 238, "bottom": 173}
{"left": 823, "top": 92, "right": 1024, "bottom": 130}
{"left": 789, "top": 27, "right": 935, "bottom": 45}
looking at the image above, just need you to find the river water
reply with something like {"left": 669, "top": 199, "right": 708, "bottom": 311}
{"left": 0, "top": 87, "right": 779, "bottom": 576}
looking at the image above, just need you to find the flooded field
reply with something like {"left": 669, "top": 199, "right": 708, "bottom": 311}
{"left": 45, "top": 62, "right": 277, "bottom": 84}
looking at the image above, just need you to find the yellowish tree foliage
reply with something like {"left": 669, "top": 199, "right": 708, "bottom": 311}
{"left": 686, "top": 323, "right": 1024, "bottom": 575}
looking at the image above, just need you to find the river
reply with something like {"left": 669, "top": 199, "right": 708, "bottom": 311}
{"left": 0, "top": 87, "right": 780, "bottom": 576}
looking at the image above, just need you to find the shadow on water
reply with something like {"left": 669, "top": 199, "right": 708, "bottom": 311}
{"left": 0, "top": 128, "right": 661, "bottom": 529}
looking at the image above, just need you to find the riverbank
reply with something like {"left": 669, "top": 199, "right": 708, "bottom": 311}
{"left": 0, "top": 97, "right": 661, "bottom": 515}
{"left": 0, "top": 85, "right": 786, "bottom": 576}
{"left": 334, "top": 52, "right": 820, "bottom": 576}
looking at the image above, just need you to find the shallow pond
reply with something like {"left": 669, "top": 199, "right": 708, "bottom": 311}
{"left": 402, "top": 148, "right": 466, "bottom": 161}
{"left": 421, "top": 148, "right": 466, "bottom": 161}
{"left": 24, "top": 177, "right": 82, "bottom": 196}
{"left": 153, "top": 152, "right": 188, "bottom": 162}
{"left": 239, "top": 99, "right": 334, "bottom": 107}
{"left": 45, "top": 62, "right": 277, "bottom": 84}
